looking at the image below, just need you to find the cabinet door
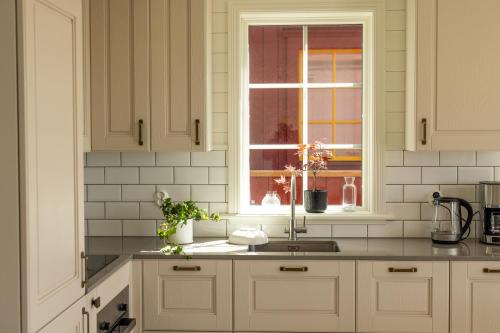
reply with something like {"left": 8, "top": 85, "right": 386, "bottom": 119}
{"left": 357, "top": 261, "right": 449, "bottom": 333}
{"left": 150, "top": 0, "right": 211, "bottom": 151}
{"left": 451, "top": 262, "right": 500, "bottom": 333}
{"left": 90, "top": 0, "right": 150, "bottom": 151}
{"left": 19, "top": 0, "right": 85, "bottom": 330}
{"left": 234, "top": 260, "right": 355, "bottom": 332}
{"left": 409, "top": 0, "right": 500, "bottom": 151}
{"left": 38, "top": 297, "right": 86, "bottom": 333}
{"left": 143, "top": 259, "right": 232, "bottom": 331}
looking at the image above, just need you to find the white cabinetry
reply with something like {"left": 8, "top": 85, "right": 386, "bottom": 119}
{"left": 357, "top": 261, "right": 449, "bottom": 333}
{"left": 90, "top": 0, "right": 212, "bottom": 152}
{"left": 451, "top": 262, "right": 500, "bottom": 333}
{"left": 142, "top": 259, "right": 232, "bottom": 331}
{"left": 407, "top": 0, "right": 500, "bottom": 151}
{"left": 18, "top": 0, "right": 86, "bottom": 330}
{"left": 234, "top": 260, "right": 356, "bottom": 332}
{"left": 38, "top": 296, "right": 91, "bottom": 333}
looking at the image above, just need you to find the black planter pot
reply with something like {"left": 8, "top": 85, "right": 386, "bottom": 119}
{"left": 304, "top": 190, "right": 328, "bottom": 213}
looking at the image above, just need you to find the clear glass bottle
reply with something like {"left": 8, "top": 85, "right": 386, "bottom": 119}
{"left": 342, "top": 177, "right": 357, "bottom": 212}
{"left": 261, "top": 191, "right": 281, "bottom": 208}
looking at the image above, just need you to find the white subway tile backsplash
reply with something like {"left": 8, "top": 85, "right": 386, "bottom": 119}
{"left": 123, "top": 220, "right": 157, "bottom": 236}
{"left": 156, "top": 185, "right": 191, "bottom": 202}
{"left": 404, "top": 151, "right": 439, "bottom": 166}
{"left": 85, "top": 202, "right": 105, "bottom": 219}
{"left": 175, "top": 167, "right": 209, "bottom": 184}
{"left": 386, "top": 0, "right": 406, "bottom": 10}
{"left": 106, "top": 202, "right": 139, "bottom": 219}
{"left": 386, "top": 31, "right": 406, "bottom": 51}
{"left": 212, "top": 13, "right": 227, "bottom": 33}
{"left": 368, "top": 221, "right": 403, "bottom": 238}
{"left": 87, "top": 220, "right": 122, "bottom": 236}
{"left": 440, "top": 152, "right": 475, "bottom": 166}
{"left": 193, "top": 220, "right": 227, "bottom": 237}
{"left": 209, "top": 167, "right": 228, "bottom": 184}
{"left": 121, "top": 152, "right": 155, "bottom": 166}
{"left": 495, "top": 167, "right": 500, "bottom": 181}
{"left": 332, "top": 225, "right": 368, "bottom": 238}
{"left": 404, "top": 221, "right": 432, "bottom": 238}
{"left": 140, "top": 167, "right": 173, "bottom": 184}
{"left": 105, "top": 167, "right": 139, "bottom": 184}
{"left": 384, "top": 185, "right": 404, "bottom": 202}
{"left": 404, "top": 185, "right": 438, "bottom": 202}
{"left": 440, "top": 185, "right": 476, "bottom": 202}
{"left": 384, "top": 151, "right": 403, "bottom": 166}
{"left": 139, "top": 202, "right": 164, "bottom": 220}
{"left": 85, "top": 167, "right": 104, "bottom": 184}
{"left": 386, "top": 72, "right": 405, "bottom": 91}
{"left": 156, "top": 152, "right": 190, "bottom": 166}
{"left": 191, "top": 151, "right": 226, "bottom": 166}
{"left": 212, "top": 0, "right": 227, "bottom": 13}
{"left": 87, "top": 185, "right": 121, "bottom": 202}
{"left": 458, "top": 167, "right": 493, "bottom": 184}
{"left": 386, "top": 51, "right": 405, "bottom": 71}
{"left": 385, "top": 10, "right": 406, "bottom": 30}
{"left": 86, "top": 152, "right": 120, "bottom": 167}
{"left": 477, "top": 152, "right": 500, "bottom": 166}
{"left": 212, "top": 34, "right": 228, "bottom": 54}
{"left": 386, "top": 203, "right": 421, "bottom": 220}
{"left": 422, "top": 167, "right": 457, "bottom": 184}
{"left": 385, "top": 167, "right": 421, "bottom": 184}
{"left": 191, "top": 185, "right": 226, "bottom": 202}
{"left": 210, "top": 202, "right": 228, "bottom": 214}
{"left": 122, "top": 185, "right": 155, "bottom": 202}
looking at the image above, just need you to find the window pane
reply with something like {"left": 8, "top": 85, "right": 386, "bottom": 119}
{"left": 250, "top": 149, "right": 303, "bottom": 205}
{"left": 335, "top": 88, "right": 362, "bottom": 120}
{"left": 249, "top": 26, "right": 302, "bottom": 83}
{"left": 250, "top": 89, "right": 299, "bottom": 144}
{"left": 308, "top": 25, "right": 363, "bottom": 83}
{"left": 308, "top": 89, "right": 333, "bottom": 121}
{"left": 308, "top": 124, "right": 333, "bottom": 144}
{"left": 335, "top": 124, "right": 362, "bottom": 144}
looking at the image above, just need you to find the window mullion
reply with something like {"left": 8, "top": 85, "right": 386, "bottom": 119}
{"left": 302, "top": 25, "right": 309, "bottom": 194}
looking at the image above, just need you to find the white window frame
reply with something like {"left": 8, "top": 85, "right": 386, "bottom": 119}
{"left": 227, "top": 0, "right": 386, "bottom": 220}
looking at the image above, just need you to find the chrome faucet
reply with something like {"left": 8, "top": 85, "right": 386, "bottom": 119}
{"left": 286, "top": 173, "right": 307, "bottom": 240}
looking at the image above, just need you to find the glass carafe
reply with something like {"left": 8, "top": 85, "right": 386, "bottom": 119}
{"left": 342, "top": 177, "right": 357, "bottom": 212}
{"left": 261, "top": 191, "right": 281, "bottom": 208}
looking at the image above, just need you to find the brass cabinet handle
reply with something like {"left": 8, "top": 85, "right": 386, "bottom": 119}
{"left": 388, "top": 267, "right": 418, "bottom": 273}
{"left": 483, "top": 268, "right": 500, "bottom": 273}
{"left": 81, "top": 252, "right": 88, "bottom": 288}
{"left": 138, "top": 119, "right": 144, "bottom": 146}
{"left": 421, "top": 118, "right": 427, "bottom": 145}
{"left": 173, "top": 265, "right": 201, "bottom": 271}
{"left": 82, "top": 307, "right": 90, "bottom": 333}
{"left": 194, "top": 119, "right": 201, "bottom": 145}
{"left": 280, "top": 266, "right": 308, "bottom": 272}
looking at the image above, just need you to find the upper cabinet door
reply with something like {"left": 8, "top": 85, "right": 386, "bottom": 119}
{"left": 90, "top": 0, "right": 150, "bottom": 151}
{"left": 19, "top": 0, "right": 85, "bottom": 330}
{"left": 407, "top": 0, "right": 500, "bottom": 151}
{"left": 150, "top": 0, "right": 212, "bottom": 151}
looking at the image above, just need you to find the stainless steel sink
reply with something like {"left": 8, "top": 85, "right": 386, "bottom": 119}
{"left": 248, "top": 240, "right": 340, "bottom": 253}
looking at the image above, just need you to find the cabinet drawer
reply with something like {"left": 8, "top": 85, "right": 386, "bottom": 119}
{"left": 143, "top": 259, "right": 232, "bottom": 331}
{"left": 234, "top": 260, "right": 355, "bottom": 332}
{"left": 451, "top": 262, "right": 500, "bottom": 333}
{"left": 357, "top": 261, "right": 449, "bottom": 333}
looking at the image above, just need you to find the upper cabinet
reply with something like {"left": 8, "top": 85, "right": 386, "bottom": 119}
{"left": 406, "top": 0, "right": 500, "bottom": 151}
{"left": 89, "top": 0, "right": 212, "bottom": 152}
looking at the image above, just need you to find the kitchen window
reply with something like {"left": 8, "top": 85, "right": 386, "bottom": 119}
{"left": 227, "top": 2, "right": 385, "bottom": 217}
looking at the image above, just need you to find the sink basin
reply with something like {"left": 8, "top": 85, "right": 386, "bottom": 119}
{"left": 248, "top": 240, "right": 340, "bottom": 253}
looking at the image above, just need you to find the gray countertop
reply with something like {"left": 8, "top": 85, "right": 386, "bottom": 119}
{"left": 85, "top": 237, "right": 500, "bottom": 261}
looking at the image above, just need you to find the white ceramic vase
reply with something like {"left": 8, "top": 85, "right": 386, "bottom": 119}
{"left": 168, "top": 219, "right": 194, "bottom": 244}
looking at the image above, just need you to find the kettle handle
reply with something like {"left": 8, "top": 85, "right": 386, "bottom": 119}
{"left": 458, "top": 198, "right": 473, "bottom": 238}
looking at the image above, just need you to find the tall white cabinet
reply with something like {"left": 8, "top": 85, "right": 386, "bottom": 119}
{"left": 1, "top": 0, "right": 86, "bottom": 331}
{"left": 407, "top": 0, "right": 500, "bottom": 151}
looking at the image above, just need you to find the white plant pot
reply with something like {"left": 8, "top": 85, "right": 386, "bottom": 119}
{"left": 168, "top": 219, "right": 194, "bottom": 244}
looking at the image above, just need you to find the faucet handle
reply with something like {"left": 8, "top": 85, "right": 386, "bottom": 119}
{"left": 295, "top": 216, "right": 307, "bottom": 233}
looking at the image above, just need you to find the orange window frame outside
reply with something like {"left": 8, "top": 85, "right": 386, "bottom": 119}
{"left": 298, "top": 49, "right": 362, "bottom": 162}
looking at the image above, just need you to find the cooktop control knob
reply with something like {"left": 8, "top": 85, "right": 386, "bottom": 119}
{"left": 99, "top": 321, "right": 110, "bottom": 331}
{"left": 118, "top": 303, "right": 128, "bottom": 312}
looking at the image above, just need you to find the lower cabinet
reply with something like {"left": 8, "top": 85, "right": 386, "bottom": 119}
{"left": 234, "top": 260, "right": 356, "bottom": 332}
{"left": 38, "top": 294, "right": 93, "bottom": 333}
{"left": 142, "top": 259, "right": 232, "bottom": 331}
{"left": 357, "top": 261, "right": 449, "bottom": 333}
{"left": 451, "top": 261, "right": 500, "bottom": 333}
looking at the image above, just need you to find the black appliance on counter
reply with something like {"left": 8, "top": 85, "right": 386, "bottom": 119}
{"left": 97, "top": 286, "right": 135, "bottom": 333}
{"left": 480, "top": 181, "right": 500, "bottom": 244}
{"left": 87, "top": 255, "right": 120, "bottom": 280}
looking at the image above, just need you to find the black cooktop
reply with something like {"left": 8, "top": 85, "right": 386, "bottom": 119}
{"left": 87, "top": 254, "right": 120, "bottom": 280}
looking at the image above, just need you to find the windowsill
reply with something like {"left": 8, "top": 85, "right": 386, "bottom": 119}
{"left": 221, "top": 210, "right": 393, "bottom": 224}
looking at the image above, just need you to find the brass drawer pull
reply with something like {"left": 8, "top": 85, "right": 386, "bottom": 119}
{"left": 483, "top": 268, "right": 500, "bottom": 273}
{"left": 421, "top": 118, "right": 427, "bottom": 145}
{"left": 138, "top": 119, "right": 144, "bottom": 146}
{"left": 82, "top": 307, "right": 90, "bottom": 333}
{"left": 195, "top": 119, "right": 201, "bottom": 145}
{"left": 173, "top": 265, "right": 201, "bottom": 271}
{"left": 388, "top": 267, "right": 418, "bottom": 273}
{"left": 280, "top": 266, "right": 308, "bottom": 272}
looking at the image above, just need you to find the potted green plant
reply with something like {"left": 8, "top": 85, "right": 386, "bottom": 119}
{"left": 275, "top": 141, "right": 332, "bottom": 213}
{"left": 157, "top": 198, "right": 220, "bottom": 254}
